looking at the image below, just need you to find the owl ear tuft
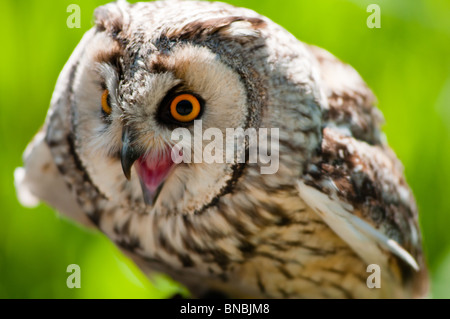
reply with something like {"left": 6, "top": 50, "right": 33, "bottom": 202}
{"left": 166, "top": 16, "right": 266, "bottom": 42}
{"left": 217, "top": 17, "right": 266, "bottom": 39}
{"left": 94, "top": 0, "right": 130, "bottom": 36}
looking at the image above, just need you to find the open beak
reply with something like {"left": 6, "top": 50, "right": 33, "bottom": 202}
{"left": 120, "top": 126, "right": 175, "bottom": 206}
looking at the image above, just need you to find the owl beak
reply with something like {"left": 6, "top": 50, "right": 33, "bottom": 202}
{"left": 121, "top": 126, "right": 141, "bottom": 180}
{"left": 120, "top": 126, "right": 175, "bottom": 206}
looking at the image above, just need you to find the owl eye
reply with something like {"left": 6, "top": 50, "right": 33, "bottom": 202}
{"left": 170, "top": 94, "right": 201, "bottom": 122}
{"left": 101, "top": 89, "right": 112, "bottom": 115}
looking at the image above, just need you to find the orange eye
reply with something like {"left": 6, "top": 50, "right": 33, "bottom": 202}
{"left": 101, "top": 89, "right": 112, "bottom": 115}
{"left": 170, "top": 94, "right": 201, "bottom": 122}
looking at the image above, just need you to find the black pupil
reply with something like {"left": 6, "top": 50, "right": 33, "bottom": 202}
{"left": 176, "top": 99, "right": 193, "bottom": 116}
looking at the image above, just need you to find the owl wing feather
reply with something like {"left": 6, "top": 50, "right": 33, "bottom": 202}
{"left": 14, "top": 130, "right": 93, "bottom": 227}
{"left": 297, "top": 46, "right": 428, "bottom": 296}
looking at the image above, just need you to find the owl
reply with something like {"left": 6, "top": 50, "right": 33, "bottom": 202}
{"left": 15, "top": 0, "right": 428, "bottom": 298}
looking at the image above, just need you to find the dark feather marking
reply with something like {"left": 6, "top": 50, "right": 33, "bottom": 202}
{"left": 255, "top": 271, "right": 266, "bottom": 294}
{"left": 277, "top": 287, "right": 291, "bottom": 298}
{"left": 321, "top": 267, "right": 346, "bottom": 276}
{"left": 178, "top": 254, "right": 194, "bottom": 268}
{"left": 115, "top": 236, "right": 140, "bottom": 252}
{"left": 93, "top": 44, "right": 123, "bottom": 71}
{"left": 296, "top": 273, "right": 322, "bottom": 286}
{"left": 94, "top": 4, "right": 125, "bottom": 37}
{"left": 66, "top": 133, "right": 104, "bottom": 224}
{"left": 259, "top": 202, "right": 292, "bottom": 226}
{"left": 277, "top": 265, "right": 294, "bottom": 279}
{"left": 214, "top": 203, "right": 252, "bottom": 237}
{"left": 210, "top": 250, "right": 231, "bottom": 271}
{"left": 194, "top": 162, "right": 247, "bottom": 215}
{"left": 184, "top": 215, "right": 229, "bottom": 240}
{"left": 267, "top": 242, "right": 289, "bottom": 252}
{"left": 239, "top": 240, "right": 256, "bottom": 256}
{"left": 328, "top": 282, "right": 354, "bottom": 299}
{"left": 252, "top": 251, "right": 303, "bottom": 267}
{"left": 274, "top": 216, "right": 291, "bottom": 227}
{"left": 218, "top": 272, "right": 229, "bottom": 282}
{"left": 289, "top": 220, "right": 310, "bottom": 226}
{"left": 180, "top": 231, "right": 231, "bottom": 270}
{"left": 150, "top": 54, "right": 170, "bottom": 74}
{"left": 113, "top": 213, "right": 132, "bottom": 236}
{"left": 278, "top": 240, "right": 336, "bottom": 256}
{"left": 158, "top": 232, "right": 176, "bottom": 255}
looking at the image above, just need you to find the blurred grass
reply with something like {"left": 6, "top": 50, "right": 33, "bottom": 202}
{"left": 0, "top": 0, "right": 449, "bottom": 298}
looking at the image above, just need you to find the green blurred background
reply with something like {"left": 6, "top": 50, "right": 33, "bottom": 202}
{"left": 0, "top": 0, "right": 449, "bottom": 298}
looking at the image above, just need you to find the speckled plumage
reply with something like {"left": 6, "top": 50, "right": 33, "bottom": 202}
{"left": 15, "top": 0, "right": 428, "bottom": 298}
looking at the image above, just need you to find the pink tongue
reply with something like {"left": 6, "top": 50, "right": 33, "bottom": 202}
{"left": 135, "top": 154, "right": 174, "bottom": 204}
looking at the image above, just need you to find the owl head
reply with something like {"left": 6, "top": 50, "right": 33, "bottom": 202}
{"left": 61, "top": 0, "right": 323, "bottom": 217}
